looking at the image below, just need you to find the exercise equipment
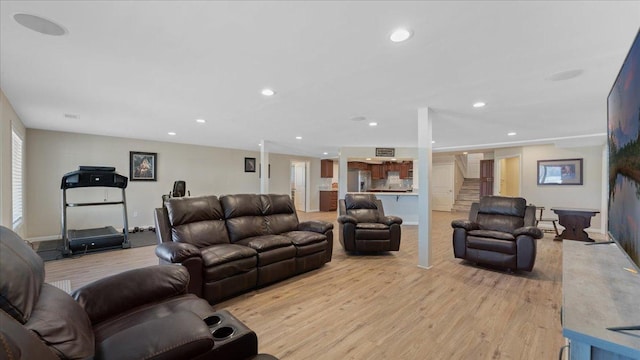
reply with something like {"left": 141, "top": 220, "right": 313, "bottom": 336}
{"left": 60, "top": 166, "right": 130, "bottom": 255}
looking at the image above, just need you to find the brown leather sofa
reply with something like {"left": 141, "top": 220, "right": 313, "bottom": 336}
{"left": 451, "top": 196, "right": 543, "bottom": 272}
{"left": 337, "top": 193, "right": 403, "bottom": 252}
{"left": 155, "top": 194, "right": 333, "bottom": 304}
{"left": 0, "top": 226, "right": 277, "bottom": 360}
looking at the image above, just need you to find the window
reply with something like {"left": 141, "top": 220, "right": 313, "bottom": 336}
{"left": 12, "top": 129, "right": 23, "bottom": 228}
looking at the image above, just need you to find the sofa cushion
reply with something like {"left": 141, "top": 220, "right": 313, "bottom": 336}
{"left": 345, "top": 194, "right": 380, "bottom": 223}
{"left": 467, "top": 236, "right": 517, "bottom": 255}
{"left": 0, "top": 227, "right": 45, "bottom": 324}
{"left": 468, "top": 229, "right": 515, "bottom": 241}
{"left": 283, "top": 231, "right": 326, "bottom": 246}
{"left": 166, "top": 196, "right": 231, "bottom": 247}
{"left": 236, "top": 235, "right": 293, "bottom": 252}
{"left": 476, "top": 196, "right": 526, "bottom": 233}
{"left": 25, "top": 284, "right": 94, "bottom": 359}
{"left": 200, "top": 244, "right": 257, "bottom": 267}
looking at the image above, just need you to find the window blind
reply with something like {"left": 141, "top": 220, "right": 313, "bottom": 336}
{"left": 12, "top": 129, "right": 23, "bottom": 228}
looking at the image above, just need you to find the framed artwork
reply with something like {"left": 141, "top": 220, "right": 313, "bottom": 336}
{"left": 537, "top": 158, "right": 583, "bottom": 185}
{"left": 130, "top": 151, "right": 157, "bottom": 181}
{"left": 245, "top": 157, "right": 256, "bottom": 172}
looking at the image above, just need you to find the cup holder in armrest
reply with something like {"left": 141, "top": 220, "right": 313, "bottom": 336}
{"left": 204, "top": 315, "right": 222, "bottom": 327}
{"left": 212, "top": 326, "right": 235, "bottom": 340}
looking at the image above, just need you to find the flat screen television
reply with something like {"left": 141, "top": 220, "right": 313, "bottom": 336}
{"left": 607, "top": 28, "right": 640, "bottom": 270}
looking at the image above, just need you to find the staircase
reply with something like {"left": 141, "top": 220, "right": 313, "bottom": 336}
{"left": 452, "top": 178, "right": 480, "bottom": 213}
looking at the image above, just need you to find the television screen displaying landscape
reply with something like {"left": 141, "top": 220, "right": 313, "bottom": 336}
{"left": 607, "top": 29, "right": 640, "bottom": 268}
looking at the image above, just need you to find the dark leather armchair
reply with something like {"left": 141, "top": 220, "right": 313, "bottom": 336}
{"left": 451, "top": 196, "right": 543, "bottom": 272}
{"left": 337, "top": 193, "right": 403, "bottom": 252}
{"left": 0, "top": 226, "right": 276, "bottom": 360}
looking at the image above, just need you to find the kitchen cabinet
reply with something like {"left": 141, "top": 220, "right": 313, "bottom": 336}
{"left": 371, "top": 164, "right": 384, "bottom": 179}
{"left": 348, "top": 162, "right": 369, "bottom": 171}
{"left": 399, "top": 162, "right": 412, "bottom": 179}
{"left": 319, "top": 190, "right": 338, "bottom": 211}
{"left": 321, "top": 159, "right": 333, "bottom": 178}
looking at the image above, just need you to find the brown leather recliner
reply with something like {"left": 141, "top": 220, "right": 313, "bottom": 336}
{"left": 451, "top": 196, "right": 544, "bottom": 272}
{"left": 337, "top": 193, "right": 403, "bottom": 252}
{"left": 0, "top": 226, "right": 277, "bottom": 360}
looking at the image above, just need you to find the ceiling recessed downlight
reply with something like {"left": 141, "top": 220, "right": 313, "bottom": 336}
{"left": 196, "top": 119, "right": 206, "bottom": 123}
{"left": 390, "top": 28, "right": 413, "bottom": 43}
{"left": 295, "top": 136, "right": 302, "bottom": 140}
{"left": 323, "top": 152, "right": 329, "bottom": 155}
{"left": 507, "top": 132, "right": 517, "bottom": 136}
{"left": 14, "top": 13, "right": 66, "bottom": 36}
{"left": 473, "top": 102, "right": 486, "bottom": 108}
{"left": 261, "top": 88, "right": 275, "bottom": 96}
{"left": 366, "top": 158, "right": 372, "bottom": 161}
{"left": 368, "top": 122, "right": 378, "bottom": 127}
{"left": 168, "top": 132, "right": 177, "bottom": 136}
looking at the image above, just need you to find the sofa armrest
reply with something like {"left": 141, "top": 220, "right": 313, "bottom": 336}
{"left": 514, "top": 226, "right": 544, "bottom": 239}
{"left": 451, "top": 220, "right": 480, "bottom": 232}
{"left": 72, "top": 265, "right": 190, "bottom": 325}
{"left": 155, "top": 242, "right": 201, "bottom": 263}
{"left": 298, "top": 220, "right": 334, "bottom": 233}
{"left": 337, "top": 215, "right": 357, "bottom": 224}
{"left": 97, "top": 311, "right": 214, "bottom": 360}
{"left": 382, "top": 216, "right": 403, "bottom": 226}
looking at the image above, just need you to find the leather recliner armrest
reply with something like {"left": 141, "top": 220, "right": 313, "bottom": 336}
{"left": 514, "top": 226, "right": 544, "bottom": 239}
{"left": 72, "top": 265, "right": 190, "bottom": 325}
{"left": 451, "top": 219, "right": 480, "bottom": 231}
{"left": 298, "top": 220, "right": 334, "bottom": 233}
{"left": 155, "top": 242, "right": 201, "bottom": 263}
{"left": 96, "top": 311, "right": 214, "bottom": 360}
{"left": 382, "top": 216, "right": 403, "bottom": 226}
{"left": 337, "top": 215, "right": 357, "bottom": 224}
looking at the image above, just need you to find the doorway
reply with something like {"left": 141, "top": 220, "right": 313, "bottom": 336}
{"left": 479, "top": 159, "right": 494, "bottom": 197}
{"left": 497, "top": 156, "right": 521, "bottom": 197}
{"left": 432, "top": 163, "right": 454, "bottom": 211}
{"left": 291, "top": 161, "right": 307, "bottom": 212}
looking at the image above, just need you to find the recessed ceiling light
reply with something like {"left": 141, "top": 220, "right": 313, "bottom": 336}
{"left": 168, "top": 132, "right": 176, "bottom": 136}
{"left": 548, "top": 69, "right": 584, "bottom": 81}
{"left": 14, "top": 13, "right": 66, "bottom": 36}
{"left": 261, "top": 88, "right": 275, "bottom": 96}
{"left": 323, "top": 152, "right": 329, "bottom": 155}
{"left": 369, "top": 122, "right": 378, "bottom": 127}
{"left": 473, "top": 102, "right": 486, "bottom": 108}
{"left": 366, "top": 158, "right": 372, "bottom": 161}
{"left": 432, "top": 140, "right": 435, "bottom": 144}
{"left": 391, "top": 158, "right": 397, "bottom": 161}
{"left": 463, "top": 151, "right": 468, "bottom": 155}
{"left": 390, "top": 28, "right": 413, "bottom": 43}
{"left": 295, "top": 136, "right": 302, "bottom": 140}
{"left": 507, "top": 132, "right": 517, "bottom": 136}
{"left": 258, "top": 143, "right": 262, "bottom": 146}
{"left": 196, "top": 119, "right": 206, "bottom": 123}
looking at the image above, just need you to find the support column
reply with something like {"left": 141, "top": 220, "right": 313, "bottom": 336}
{"left": 260, "top": 140, "right": 269, "bottom": 194}
{"left": 418, "top": 107, "right": 433, "bottom": 269}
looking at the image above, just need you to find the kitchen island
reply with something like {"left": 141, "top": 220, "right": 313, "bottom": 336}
{"left": 348, "top": 191, "right": 419, "bottom": 224}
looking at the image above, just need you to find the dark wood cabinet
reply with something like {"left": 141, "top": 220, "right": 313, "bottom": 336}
{"left": 399, "top": 161, "right": 413, "bottom": 179}
{"left": 348, "top": 161, "right": 369, "bottom": 171}
{"left": 319, "top": 190, "right": 338, "bottom": 211}
{"left": 371, "top": 164, "right": 384, "bottom": 179}
{"left": 321, "top": 159, "right": 333, "bottom": 178}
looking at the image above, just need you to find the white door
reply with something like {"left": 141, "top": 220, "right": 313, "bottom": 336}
{"left": 292, "top": 161, "right": 306, "bottom": 211}
{"left": 432, "top": 163, "right": 454, "bottom": 211}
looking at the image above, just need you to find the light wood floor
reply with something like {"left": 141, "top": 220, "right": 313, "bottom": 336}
{"left": 45, "top": 211, "right": 568, "bottom": 359}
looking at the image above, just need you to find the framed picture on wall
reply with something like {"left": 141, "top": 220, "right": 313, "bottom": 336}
{"left": 130, "top": 151, "right": 157, "bottom": 181}
{"left": 245, "top": 157, "right": 256, "bottom": 173}
{"left": 537, "top": 158, "right": 583, "bottom": 185}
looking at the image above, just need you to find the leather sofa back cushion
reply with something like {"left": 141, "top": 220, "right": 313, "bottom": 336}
{"left": 166, "top": 196, "right": 231, "bottom": 246}
{"left": 166, "top": 195, "right": 225, "bottom": 226}
{"left": 345, "top": 194, "right": 379, "bottom": 223}
{"left": 476, "top": 196, "right": 526, "bottom": 233}
{"left": 222, "top": 194, "right": 300, "bottom": 242}
{"left": 263, "top": 194, "right": 299, "bottom": 234}
{"left": 0, "top": 227, "right": 45, "bottom": 324}
{"left": 25, "top": 284, "right": 94, "bottom": 359}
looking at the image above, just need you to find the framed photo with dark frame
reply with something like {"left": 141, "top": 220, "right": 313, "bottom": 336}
{"left": 245, "top": 157, "right": 256, "bottom": 173}
{"left": 537, "top": 158, "right": 583, "bottom": 185}
{"left": 130, "top": 151, "right": 157, "bottom": 181}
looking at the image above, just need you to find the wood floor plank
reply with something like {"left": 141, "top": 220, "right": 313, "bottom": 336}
{"left": 44, "top": 210, "right": 566, "bottom": 359}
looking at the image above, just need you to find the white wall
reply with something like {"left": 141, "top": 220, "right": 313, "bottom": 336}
{"left": 0, "top": 90, "right": 26, "bottom": 236}
{"left": 26, "top": 129, "right": 320, "bottom": 238}
{"left": 515, "top": 144, "right": 604, "bottom": 231}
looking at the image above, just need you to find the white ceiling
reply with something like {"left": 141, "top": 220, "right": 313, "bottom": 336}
{"left": 1, "top": 1, "right": 639, "bottom": 157}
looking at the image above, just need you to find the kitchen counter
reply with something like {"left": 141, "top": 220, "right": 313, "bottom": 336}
{"left": 347, "top": 192, "right": 418, "bottom": 223}
{"left": 357, "top": 191, "right": 417, "bottom": 196}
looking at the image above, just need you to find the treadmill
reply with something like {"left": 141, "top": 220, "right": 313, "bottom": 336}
{"left": 60, "top": 166, "right": 130, "bottom": 255}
